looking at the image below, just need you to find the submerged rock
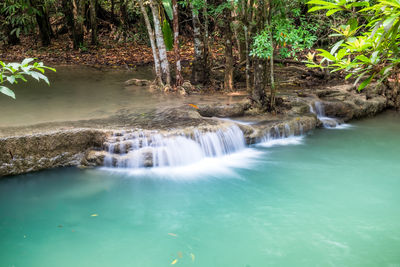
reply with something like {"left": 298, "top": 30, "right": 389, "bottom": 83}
{"left": 124, "top": 78, "right": 151, "bottom": 87}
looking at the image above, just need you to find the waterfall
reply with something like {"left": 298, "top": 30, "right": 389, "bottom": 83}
{"left": 103, "top": 125, "right": 246, "bottom": 169}
{"left": 311, "top": 101, "right": 345, "bottom": 128}
{"left": 258, "top": 123, "right": 304, "bottom": 147}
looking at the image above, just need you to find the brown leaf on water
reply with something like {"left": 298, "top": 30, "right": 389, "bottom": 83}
{"left": 188, "top": 104, "right": 199, "bottom": 109}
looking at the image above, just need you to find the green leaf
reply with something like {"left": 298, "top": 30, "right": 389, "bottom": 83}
{"left": 0, "top": 86, "right": 16, "bottom": 99}
{"left": 21, "top": 58, "right": 35, "bottom": 66}
{"left": 317, "top": 49, "right": 336, "bottom": 61}
{"left": 358, "top": 74, "right": 374, "bottom": 91}
{"left": 330, "top": 40, "right": 344, "bottom": 54}
{"left": 162, "top": 19, "right": 173, "bottom": 51}
{"left": 162, "top": 0, "right": 173, "bottom": 21}
{"left": 326, "top": 9, "right": 341, "bottom": 16}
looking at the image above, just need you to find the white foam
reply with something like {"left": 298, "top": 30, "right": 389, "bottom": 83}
{"left": 101, "top": 148, "right": 263, "bottom": 180}
{"left": 257, "top": 136, "right": 305, "bottom": 148}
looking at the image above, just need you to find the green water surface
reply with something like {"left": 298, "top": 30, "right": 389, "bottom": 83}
{"left": 1, "top": 112, "right": 400, "bottom": 266}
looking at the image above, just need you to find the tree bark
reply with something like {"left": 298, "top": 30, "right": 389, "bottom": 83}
{"left": 149, "top": 0, "right": 171, "bottom": 86}
{"left": 172, "top": 0, "right": 183, "bottom": 87}
{"left": 267, "top": 0, "right": 275, "bottom": 110}
{"left": 138, "top": 0, "right": 163, "bottom": 86}
{"left": 65, "top": 0, "right": 85, "bottom": 50}
{"left": 89, "top": 0, "right": 98, "bottom": 45}
{"left": 191, "top": 2, "right": 205, "bottom": 84}
{"left": 29, "top": 0, "right": 52, "bottom": 46}
{"left": 224, "top": 7, "right": 234, "bottom": 91}
{"left": 253, "top": 57, "right": 266, "bottom": 107}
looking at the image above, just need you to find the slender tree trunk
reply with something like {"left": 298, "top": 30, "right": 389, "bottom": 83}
{"left": 138, "top": 0, "right": 163, "bottom": 86}
{"left": 150, "top": 0, "right": 171, "bottom": 86}
{"left": 224, "top": 7, "right": 234, "bottom": 91}
{"left": 267, "top": 0, "right": 275, "bottom": 110}
{"left": 172, "top": 0, "right": 183, "bottom": 87}
{"left": 244, "top": 25, "right": 251, "bottom": 93}
{"left": 30, "top": 0, "right": 52, "bottom": 46}
{"left": 191, "top": 2, "right": 204, "bottom": 84}
{"left": 120, "top": 0, "right": 128, "bottom": 41}
{"left": 89, "top": 0, "right": 98, "bottom": 45}
{"left": 253, "top": 58, "right": 266, "bottom": 107}
{"left": 70, "top": 0, "right": 85, "bottom": 49}
{"left": 202, "top": 0, "right": 210, "bottom": 84}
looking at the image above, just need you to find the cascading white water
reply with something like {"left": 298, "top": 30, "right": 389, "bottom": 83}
{"left": 311, "top": 101, "right": 344, "bottom": 128}
{"left": 103, "top": 125, "right": 246, "bottom": 169}
{"left": 258, "top": 123, "right": 304, "bottom": 147}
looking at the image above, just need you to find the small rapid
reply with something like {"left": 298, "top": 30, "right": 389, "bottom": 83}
{"left": 311, "top": 101, "right": 350, "bottom": 129}
{"left": 103, "top": 125, "right": 246, "bottom": 169}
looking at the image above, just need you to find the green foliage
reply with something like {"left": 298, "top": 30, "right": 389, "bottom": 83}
{"left": 162, "top": 0, "right": 173, "bottom": 20}
{"left": 307, "top": 0, "right": 400, "bottom": 90}
{"left": 251, "top": 17, "right": 317, "bottom": 60}
{"left": 0, "top": 59, "right": 56, "bottom": 99}
{"left": 162, "top": 19, "right": 173, "bottom": 51}
{"left": 0, "top": 0, "right": 37, "bottom": 42}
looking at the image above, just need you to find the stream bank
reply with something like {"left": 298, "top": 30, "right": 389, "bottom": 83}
{"left": 0, "top": 82, "right": 387, "bottom": 177}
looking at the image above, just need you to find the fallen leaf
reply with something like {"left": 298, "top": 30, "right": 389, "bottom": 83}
{"left": 168, "top": 233, "right": 177, "bottom": 237}
{"left": 188, "top": 104, "right": 199, "bottom": 109}
{"left": 91, "top": 214, "right": 99, "bottom": 217}
{"left": 171, "top": 259, "right": 178, "bottom": 265}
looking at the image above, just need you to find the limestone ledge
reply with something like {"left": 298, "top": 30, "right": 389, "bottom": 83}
{"left": 0, "top": 84, "right": 388, "bottom": 177}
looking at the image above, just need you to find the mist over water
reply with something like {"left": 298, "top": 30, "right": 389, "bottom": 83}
{"left": 1, "top": 112, "right": 400, "bottom": 266}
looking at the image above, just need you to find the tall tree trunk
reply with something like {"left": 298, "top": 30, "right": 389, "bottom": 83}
{"left": 120, "top": 0, "right": 128, "bottom": 41}
{"left": 172, "top": 0, "right": 183, "bottom": 87}
{"left": 202, "top": 0, "right": 210, "bottom": 84}
{"left": 244, "top": 25, "right": 251, "bottom": 93}
{"left": 89, "top": 0, "right": 98, "bottom": 45}
{"left": 149, "top": 0, "right": 171, "bottom": 86}
{"left": 224, "top": 7, "right": 234, "bottom": 91}
{"left": 30, "top": 0, "right": 52, "bottom": 46}
{"left": 138, "top": 0, "right": 163, "bottom": 86}
{"left": 253, "top": 58, "right": 266, "bottom": 107}
{"left": 191, "top": 2, "right": 204, "bottom": 84}
{"left": 67, "top": 0, "right": 85, "bottom": 49}
{"left": 267, "top": 0, "right": 275, "bottom": 110}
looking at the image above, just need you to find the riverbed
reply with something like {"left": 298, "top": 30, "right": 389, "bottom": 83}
{"left": 1, "top": 111, "right": 399, "bottom": 266}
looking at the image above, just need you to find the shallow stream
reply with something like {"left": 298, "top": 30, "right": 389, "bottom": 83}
{"left": 1, "top": 112, "right": 400, "bottom": 266}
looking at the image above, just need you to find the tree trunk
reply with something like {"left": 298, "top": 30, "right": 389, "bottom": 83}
{"left": 244, "top": 25, "right": 251, "bottom": 93}
{"left": 224, "top": 7, "right": 234, "bottom": 91}
{"left": 267, "top": 0, "right": 275, "bottom": 110}
{"left": 71, "top": 0, "right": 85, "bottom": 49}
{"left": 202, "top": 0, "right": 210, "bottom": 84}
{"left": 149, "top": 0, "right": 171, "bottom": 86}
{"left": 172, "top": 0, "right": 183, "bottom": 87}
{"left": 191, "top": 2, "right": 205, "bottom": 84}
{"left": 63, "top": 0, "right": 85, "bottom": 49}
{"left": 253, "top": 58, "right": 266, "bottom": 107}
{"left": 138, "top": 0, "right": 163, "bottom": 86}
{"left": 120, "top": 0, "right": 128, "bottom": 41}
{"left": 89, "top": 0, "right": 98, "bottom": 45}
{"left": 30, "top": 0, "right": 52, "bottom": 46}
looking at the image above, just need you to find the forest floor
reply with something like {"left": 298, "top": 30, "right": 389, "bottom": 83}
{"left": 0, "top": 32, "right": 344, "bottom": 92}
{"left": 0, "top": 33, "right": 224, "bottom": 68}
